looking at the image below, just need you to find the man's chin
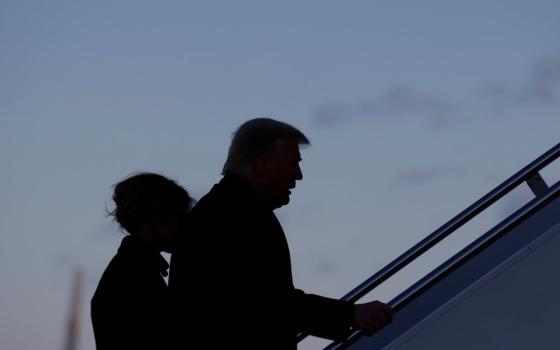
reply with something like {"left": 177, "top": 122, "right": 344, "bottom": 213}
{"left": 271, "top": 195, "right": 290, "bottom": 210}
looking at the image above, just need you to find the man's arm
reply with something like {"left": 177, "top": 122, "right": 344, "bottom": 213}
{"left": 292, "top": 289, "right": 353, "bottom": 340}
{"left": 293, "top": 290, "right": 394, "bottom": 340}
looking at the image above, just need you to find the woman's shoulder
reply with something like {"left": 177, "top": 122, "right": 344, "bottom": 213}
{"left": 93, "top": 238, "right": 166, "bottom": 299}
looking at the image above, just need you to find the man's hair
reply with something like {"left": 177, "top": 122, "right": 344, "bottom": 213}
{"left": 222, "top": 118, "right": 310, "bottom": 174}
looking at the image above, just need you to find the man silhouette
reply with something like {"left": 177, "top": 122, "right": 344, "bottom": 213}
{"left": 170, "top": 118, "right": 393, "bottom": 349}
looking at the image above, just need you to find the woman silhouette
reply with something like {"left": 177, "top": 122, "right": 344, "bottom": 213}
{"left": 91, "top": 173, "right": 192, "bottom": 350}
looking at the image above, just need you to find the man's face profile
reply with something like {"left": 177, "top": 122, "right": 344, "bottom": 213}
{"left": 259, "top": 137, "right": 303, "bottom": 209}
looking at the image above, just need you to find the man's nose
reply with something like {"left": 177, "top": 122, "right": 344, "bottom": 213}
{"left": 296, "top": 165, "right": 303, "bottom": 181}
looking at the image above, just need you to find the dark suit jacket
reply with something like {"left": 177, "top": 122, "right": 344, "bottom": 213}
{"left": 91, "top": 236, "right": 170, "bottom": 350}
{"left": 169, "top": 172, "right": 353, "bottom": 349}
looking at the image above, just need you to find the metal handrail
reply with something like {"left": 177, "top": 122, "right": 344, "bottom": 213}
{"left": 325, "top": 178, "right": 560, "bottom": 350}
{"left": 297, "top": 141, "right": 560, "bottom": 344}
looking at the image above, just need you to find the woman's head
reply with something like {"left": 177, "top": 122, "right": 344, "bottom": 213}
{"left": 109, "top": 172, "right": 193, "bottom": 252}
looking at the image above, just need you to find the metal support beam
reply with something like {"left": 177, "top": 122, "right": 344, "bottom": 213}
{"left": 526, "top": 172, "right": 549, "bottom": 196}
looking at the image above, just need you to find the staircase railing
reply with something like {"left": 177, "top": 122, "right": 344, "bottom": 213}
{"left": 295, "top": 142, "right": 560, "bottom": 347}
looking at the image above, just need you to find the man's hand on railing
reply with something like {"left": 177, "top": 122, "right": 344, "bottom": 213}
{"left": 352, "top": 301, "right": 394, "bottom": 336}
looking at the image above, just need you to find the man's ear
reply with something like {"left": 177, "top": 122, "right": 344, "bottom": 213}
{"left": 253, "top": 156, "right": 267, "bottom": 177}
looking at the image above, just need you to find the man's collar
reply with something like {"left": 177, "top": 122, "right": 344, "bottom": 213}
{"left": 220, "top": 171, "right": 267, "bottom": 206}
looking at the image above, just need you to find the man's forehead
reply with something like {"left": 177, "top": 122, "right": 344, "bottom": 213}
{"left": 275, "top": 137, "right": 302, "bottom": 159}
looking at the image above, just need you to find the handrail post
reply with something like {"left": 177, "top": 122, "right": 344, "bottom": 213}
{"left": 526, "top": 171, "right": 549, "bottom": 196}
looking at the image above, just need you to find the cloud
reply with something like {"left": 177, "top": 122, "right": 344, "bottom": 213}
{"left": 316, "top": 260, "right": 336, "bottom": 274}
{"left": 314, "top": 53, "right": 560, "bottom": 129}
{"left": 313, "top": 86, "right": 455, "bottom": 129}
{"left": 359, "top": 87, "right": 453, "bottom": 119}
{"left": 393, "top": 166, "right": 459, "bottom": 187}
{"left": 480, "top": 53, "right": 560, "bottom": 104}
{"left": 519, "top": 54, "right": 560, "bottom": 102}
{"left": 314, "top": 102, "right": 353, "bottom": 127}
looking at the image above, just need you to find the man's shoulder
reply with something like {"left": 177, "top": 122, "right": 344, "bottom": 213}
{"left": 187, "top": 186, "right": 275, "bottom": 243}
{"left": 190, "top": 184, "right": 229, "bottom": 216}
{"left": 192, "top": 180, "right": 260, "bottom": 216}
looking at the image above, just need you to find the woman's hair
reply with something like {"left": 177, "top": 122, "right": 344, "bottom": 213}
{"left": 108, "top": 172, "right": 192, "bottom": 235}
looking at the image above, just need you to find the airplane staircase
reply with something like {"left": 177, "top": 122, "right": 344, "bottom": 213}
{"left": 297, "top": 142, "right": 560, "bottom": 349}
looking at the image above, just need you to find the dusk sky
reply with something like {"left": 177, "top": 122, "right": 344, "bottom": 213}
{"left": 1, "top": 1, "right": 560, "bottom": 349}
